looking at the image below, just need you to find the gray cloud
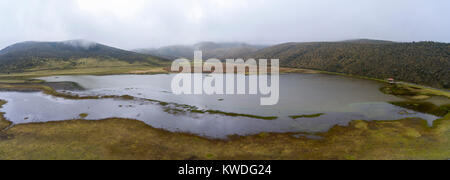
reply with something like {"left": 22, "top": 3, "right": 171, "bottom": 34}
{"left": 0, "top": 0, "right": 449, "bottom": 50}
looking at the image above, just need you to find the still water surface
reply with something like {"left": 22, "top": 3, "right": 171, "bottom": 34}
{"left": 0, "top": 74, "right": 442, "bottom": 138}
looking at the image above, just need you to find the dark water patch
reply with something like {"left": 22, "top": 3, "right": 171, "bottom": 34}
{"left": 290, "top": 113, "right": 325, "bottom": 119}
{"left": 203, "top": 110, "right": 278, "bottom": 120}
{"left": 43, "top": 82, "right": 85, "bottom": 91}
{"left": 153, "top": 98, "right": 278, "bottom": 120}
{"left": 292, "top": 134, "right": 324, "bottom": 140}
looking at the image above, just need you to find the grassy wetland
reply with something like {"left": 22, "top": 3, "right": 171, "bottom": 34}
{"left": 0, "top": 67, "right": 448, "bottom": 160}
{"left": 0, "top": 115, "right": 448, "bottom": 160}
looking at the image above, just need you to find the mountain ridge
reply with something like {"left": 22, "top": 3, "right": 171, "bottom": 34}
{"left": 0, "top": 39, "right": 448, "bottom": 89}
{"left": 0, "top": 40, "right": 168, "bottom": 73}
{"left": 246, "top": 40, "right": 449, "bottom": 89}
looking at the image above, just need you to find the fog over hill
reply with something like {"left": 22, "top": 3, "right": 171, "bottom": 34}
{"left": 134, "top": 42, "right": 267, "bottom": 60}
{"left": 1, "top": 0, "right": 449, "bottom": 49}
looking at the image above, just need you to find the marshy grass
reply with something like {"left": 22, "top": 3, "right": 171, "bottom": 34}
{"left": 0, "top": 114, "right": 448, "bottom": 160}
{"left": 381, "top": 84, "right": 450, "bottom": 100}
{"left": 390, "top": 101, "right": 450, "bottom": 117}
{"left": 79, "top": 113, "right": 89, "bottom": 119}
{"left": 0, "top": 63, "right": 169, "bottom": 79}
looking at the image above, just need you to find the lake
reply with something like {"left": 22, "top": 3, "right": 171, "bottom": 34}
{"left": 0, "top": 73, "right": 443, "bottom": 138}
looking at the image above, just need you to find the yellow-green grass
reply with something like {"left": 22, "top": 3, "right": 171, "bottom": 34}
{"left": 400, "top": 83, "right": 450, "bottom": 99}
{"left": 389, "top": 102, "right": 450, "bottom": 117}
{"left": 0, "top": 66, "right": 168, "bottom": 79}
{"left": 279, "top": 67, "right": 321, "bottom": 74}
{"left": 0, "top": 100, "right": 11, "bottom": 131}
{"left": 381, "top": 83, "right": 450, "bottom": 100}
{"left": 79, "top": 113, "right": 89, "bottom": 119}
{"left": 0, "top": 78, "right": 44, "bottom": 84}
{"left": 25, "top": 58, "right": 155, "bottom": 71}
{"left": 0, "top": 113, "right": 448, "bottom": 160}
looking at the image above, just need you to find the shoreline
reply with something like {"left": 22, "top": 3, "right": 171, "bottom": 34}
{"left": 0, "top": 68, "right": 448, "bottom": 159}
{"left": 0, "top": 66, "right": 448, "bottom": 96}
{"left": 0, "top": 66, "right": 448, "bottom": 127}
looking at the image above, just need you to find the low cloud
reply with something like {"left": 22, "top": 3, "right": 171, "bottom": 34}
{"left": 62, "top": 40, "right": 98, "bottom": 49}
{"left": 0, "top": 0, "right": 449, "bottom": 50}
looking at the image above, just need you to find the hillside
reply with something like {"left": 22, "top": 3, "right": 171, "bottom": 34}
{"left": 134, "top": 42, "right": 267, "bottom": 60}
{"left": 247, "top": 40, "right": 449, "bottom": 89}
{"left": 0, "top": 40, "right": 167, "bottom": 73}
{"left": 1, "top": 39, "right": 448, "bottom": 89}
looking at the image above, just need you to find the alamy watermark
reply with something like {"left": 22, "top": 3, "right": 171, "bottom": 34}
{"left": 170, "top": 51, "right": 279, "bottom": 106}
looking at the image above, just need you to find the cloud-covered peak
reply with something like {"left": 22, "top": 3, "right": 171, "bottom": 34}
{"left": 61, "top": 40, "right": 98, "bottom": 49}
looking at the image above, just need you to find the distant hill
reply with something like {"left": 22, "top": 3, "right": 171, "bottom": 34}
{"left": 134, "top": 42, "right": 267, "bottom": 60}
{"left": 247, "top": 40, "right": 449, "bottom": 89}
{"left": 340, "top": 39, "right": 395, "bottom": 44}
{"left": 0, "top": 40, "right": 167, "bottom": 73}
{"left": 3, "top": 39, "right": 448, "bottom": 89}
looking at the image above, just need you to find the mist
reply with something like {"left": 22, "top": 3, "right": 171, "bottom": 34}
{"left": 0, "top": 0, "right": 449, "bottom": 50}
{"left": 62, "top": 40, "right": 98, "bottom": 49}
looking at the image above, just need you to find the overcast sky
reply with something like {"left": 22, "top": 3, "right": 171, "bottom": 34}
{"left": 0, "top": 0, "right": 449, "bottom": 50}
